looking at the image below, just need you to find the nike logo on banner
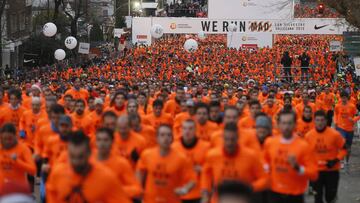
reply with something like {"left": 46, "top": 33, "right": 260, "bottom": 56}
{"left": 314, "top": 25, "right": 329, "bottom": 30}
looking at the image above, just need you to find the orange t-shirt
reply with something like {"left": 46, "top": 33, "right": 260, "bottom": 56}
{"left": 263, "top": 136, "right": 318, "bottom": 195}
{"left": 334, "top": 102, "right": 357, "bottom": 131}
{"left": 46, "top": 161, "right": 132, "bottom": 203}
{"left": 19, "top": 110, "right": 46, "bottom": 147}
{"left": 0, "top": 105, "right": 26, "bottom": 129}
{"left": 296, "top": 118, "right": 315, "bottom": 138}
{"left": 238, "top": 116, "right": 256, "bottom": 129}
{"left": 144, "top": 113, "right": 174, "bottom": 130}
{"left": 0, "top": 143, "right": 36, "bottom": 186}
{"left": 94, "top": 152, "right": 142, "bottom": 198}
{"left": 64, "top": 88, "right": 89, "bottom": 101}
{"left": 136, "top": 147, "right": 196, "bottom": 203}
{"left": 201, "top": 146, "right": 267, "bottom": 196}
{"left": 164, "top": 99, "right": 182, "bottom": 117}
{"left": 305, "top": 127, "right": 346, "bottom": 171}
{"left": 172, "top": 139, "right": 211, "bottom": 200}
{"left": 114, "top": 131, "right": 147, "bottom": 167}
{"left": 196, "top": 121, "right": 219, "bottom": 142}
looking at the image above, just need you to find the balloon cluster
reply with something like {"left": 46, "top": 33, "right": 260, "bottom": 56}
{"left": 43, "top": 22, "right": 78, "bottom": 61}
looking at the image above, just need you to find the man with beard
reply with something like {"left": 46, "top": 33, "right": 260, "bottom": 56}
{"left": 70, "top": 99, "right": 88, "bottom": 131}
{"left": 305, "top": 111, "right": 346, "bottom": 203}
{"left": 46, "top": 131, "right": 131, "bottom": 203}
{"left": 164, "top": 86, "right": 186, "bottom": 117}
{"left": 296, "top": 106, "right": 314, "bottom": 138}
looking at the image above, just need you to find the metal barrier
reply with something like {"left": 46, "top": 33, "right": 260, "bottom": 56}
{"left": 274, "top": 66, "right": 316, "bottom": 83}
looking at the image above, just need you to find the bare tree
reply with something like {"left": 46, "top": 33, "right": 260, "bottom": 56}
{"left": 323, "top": 0, "right": 360, "bottom": 29}
{"left": 0, "top": 0, "right": 7, "bottom": 68}
{"left": 62, "top": 0, "right": 87, "bottom": 37}
{"left": 53, "top": 0, "right": 62, "bottom": 21}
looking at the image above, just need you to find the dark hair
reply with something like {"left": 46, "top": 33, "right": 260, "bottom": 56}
{"left": 224, "top": 122, "right": 238, "bottom": 133}
{"left": 248, "top": 100, "right": 261, "bottom": 107}
{"left": 68, "top": 131, "right": 90, "bottom": 150}
{"left": 153, "top": 99, "right": 164, "bottom": 108}
{"left": 314, "top": 110, "right": 327, "bottom": 118}
{"left": 1, "top": 123, "right": 16, "bottom": 134}
{"left": 218, "top": 180, "right": 252, "bottom": 202}
{"left": 195, "top": 102, "right": 209, "bottom": 113}
{"left": 255, "top": 112, "right": 267, "bottom": 118}
{"left": 209, "top": 101, "right": 221, "bottom": 108}
{"left": 102, "top": 111, "right": 118, "bottom": 120}
{"left": 75, "top": 99, "right": 86, "bottom": 106}
{"left": 277, "top": 109, "right": 297, "bottom": 123}
{"left": 87, "top": 96, "right": 95, "bottom": 103}
{"left": 111, "top": 91, "right": 127, "bottom": 106}
{"left": 340, "top": 91, "right": 349, "bottom": 98}
{"left": 8, "top": 89, "right": 22, "bottom": 100}
{"left": 138, "top": 92, "right": 147, "bottom": 98}
{"left": 50, "top": 104, "right": 65, "bottom": 114}
{"left": 96, "top": 127, "right": 114, "bottom": 140}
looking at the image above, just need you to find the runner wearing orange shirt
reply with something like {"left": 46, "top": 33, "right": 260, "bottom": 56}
{"left": 194, "top": 103, "right": 218, "bottom": 142}
{"left": 0, "top": 89, "right": 26, "bottom": 130}
{"left": 201, "top": 123, "right": 267, "bottom": 203}
{"left": 164, "top": 86, "right": 185, "bottom": 117}
{"left": 114, "top": 115, "right": 146, "bottom": 167}
{"left": 46, "top": 131, "right": 131, "bottom": 203}
{"left": 19, "top": 97, "right": 45, "bottom": 148}
{"left": 0, "top": 123, "right": 36, "bottom": 189}
{"left": 128, "top": 113, "right": 157, "bottom": 148}
{"left": 262, "top": 95, "right": 281, "bottom": 119}
{"left": 70, "top": 99, "right": 87, "bottom": 131}
{"left": 95, "top": 127, "right": 142, "bottom": 200}
{"left": 238, "top": 100, "right": 262, "bottom": 129}
{"left": 264, "top": 110, "right": 318, "bottom": 203}
{"left": 105, "top": 91, "right": 127, "bottom": 116}
{"left": 319, "top": 87, "right": 335, "bottom": 126}
{"left": 64, "top": 78, "right": 89, "bottom": 101}
{"left": 82, "top": 98, "right": 104, "bottom": 136}
{"left": 296, "top": 106, "right": 314, "bottom": 138}
{"left": 334, "top": 91, "right": 357, "bottom": 165}
{"left": 172, "top": 119, "right": 211, "bottom": 203}
{"left": 144, "top": 100, "right": 173, "bottom": 130}
{"left": 136, "top": 124, "right": 196, "bottom": 203}
{"left": 305, "top": 110, "right": 346, "bottom": 203}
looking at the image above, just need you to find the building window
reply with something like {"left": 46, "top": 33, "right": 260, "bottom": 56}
{"left": 103, "top": 9, "right": 108, "bottom": 16}
{"left": 11, "top": 14, "right": 17, "bottom": 33}
{"left": 19, "top": 12, "right": 25, "bottom": 31}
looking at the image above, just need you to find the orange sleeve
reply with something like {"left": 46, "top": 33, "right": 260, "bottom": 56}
{"left": 335, "top": 132, "right": 347, "bottom": 160}
{"left": 250, "top": 154, "right": 268, "bottom": 191}
{"left": 180, "top": 157, "right": 196, "bottom": 186}
{"left": 301, "top": 143, "right": 318, "bottom": 181}
{"left": 16, "top": 145, "right": 36, "bottom": 176}
{"left": 200, "top": 152, "right": 213, "bottom": 192}
{"left": 45, "top": 166, "right": 59, "bottom": 203}
{"left": 119, "top": 159, "right": 143, "bottom": 197}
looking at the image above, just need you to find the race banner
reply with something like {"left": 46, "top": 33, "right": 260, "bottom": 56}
{"left": 208, "top": 0, "right": 294, "bottom": 20}
{"left": 132, "top": 17, "right": 349, "bottom": 45}
{"left": 227, "top": 33, "right": 273, "bottom": 49}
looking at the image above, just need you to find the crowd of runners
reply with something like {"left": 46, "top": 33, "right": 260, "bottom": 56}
{"left": 0, "top": 33, "right": 359, "bottom": 203}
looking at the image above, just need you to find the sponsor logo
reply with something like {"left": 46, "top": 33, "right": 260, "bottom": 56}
{"left": 314, "top": 24, "right": 329, "bottom": 30}
{"left": 137, "top": 35, "right": 147, "bottom": 39}
{"left": 248, "top": 21, "right": 272, "bottom": 32}
{"left": 170, "top": 23, "right": 176, "bottom": 30}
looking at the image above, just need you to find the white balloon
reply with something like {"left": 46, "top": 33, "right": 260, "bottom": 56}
{"left": 150, "top": 24, "right": 164, "bottom": 39}
{"left": 54, "top": 49, "right": 66, "bottom": 60}
{"left": 64, "top": 36, "right": 78, "bottom": 50}
{"left": 198, "top": 31, "right": 206, "bottom": 40}
{"left": 43, "top": 22, "right": 57, "bottom": 37}
{"left": 228, "top": 23, "right": 237, "bottom": 32}
{"left": 184, "top": 39, "right": 198, "bottom": 52}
